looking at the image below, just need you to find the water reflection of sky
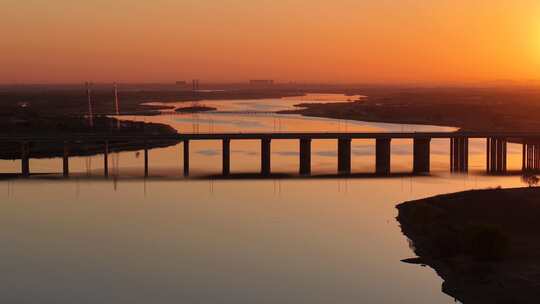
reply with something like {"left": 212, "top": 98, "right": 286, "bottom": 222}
{"left": 0, "top": 94, "right": 530, "bottom": 304}
{"left": 171, "top": 112, "right": 455, "bottom": 133}
{"left": 154, "top": 93, "right": 456, "bottom": 133}
{"left": 173, "top": 117, "right": 266, "bottom": 129}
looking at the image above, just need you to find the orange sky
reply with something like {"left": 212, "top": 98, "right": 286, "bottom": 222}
{"left": 1, "top": 0, "right": 540, "bottom": 84}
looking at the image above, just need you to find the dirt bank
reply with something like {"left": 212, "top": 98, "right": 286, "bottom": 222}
{"left": 279, "top": 87, "right": 540, "bottom": 132}
{"left": 397, "top": 187, "right": 540, "bottom": 303}
{"left": 0, "top": 112, "right": 179, "bottom": 159}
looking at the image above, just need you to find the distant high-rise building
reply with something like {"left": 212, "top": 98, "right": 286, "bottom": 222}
{"left": 249, "top": 79, "right": 274, "bottom": 86}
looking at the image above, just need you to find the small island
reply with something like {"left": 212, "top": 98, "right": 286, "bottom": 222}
{"left": 174, "top": 105, "right": 217, "bottom": 113}
{"left": 397, "top": 187, "right": 540, "bottom": 303}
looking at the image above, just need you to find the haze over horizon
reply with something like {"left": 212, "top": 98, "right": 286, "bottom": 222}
{"left": 2, "top": 0, "right": 540, "bottom": 84}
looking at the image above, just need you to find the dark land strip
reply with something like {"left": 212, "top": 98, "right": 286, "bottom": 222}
{"left": 397, "top": 187, "right": 540, "bottom": 304}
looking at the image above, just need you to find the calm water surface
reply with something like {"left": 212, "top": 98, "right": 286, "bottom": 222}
{"left": 0, "top": 94, "right": 528, "bottom": 303}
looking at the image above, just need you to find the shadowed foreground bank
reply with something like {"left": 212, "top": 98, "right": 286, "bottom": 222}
{"left": 397, "top": 188, "right": 540, "bottom": 303}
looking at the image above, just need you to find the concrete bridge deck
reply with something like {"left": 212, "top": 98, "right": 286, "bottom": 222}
{"left": 3, "top": 131, "right": 540, "bottom": 142}
{"left": 5, "top": 131, "right": 540, "bottom": 178}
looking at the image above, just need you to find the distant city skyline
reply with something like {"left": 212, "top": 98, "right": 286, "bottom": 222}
{"left": 2, "top": 0, "right": 540, "bottom": 84}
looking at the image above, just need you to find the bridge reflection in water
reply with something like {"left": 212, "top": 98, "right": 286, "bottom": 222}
{"left": 8, "top": 131, "right": 540, "bottom": 178}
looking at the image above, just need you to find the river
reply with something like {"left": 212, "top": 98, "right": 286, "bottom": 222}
{"left": 0, "top": 94, "right": 528, "bottom": 303}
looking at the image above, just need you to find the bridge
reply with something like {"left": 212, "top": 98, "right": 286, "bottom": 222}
{"left": 5, "top": 131, "right": 540, "bottom": 178}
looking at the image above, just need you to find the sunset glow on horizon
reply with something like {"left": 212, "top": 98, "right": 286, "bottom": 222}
{"left": 2, "top": 0, "right": 540, "bottom": 84}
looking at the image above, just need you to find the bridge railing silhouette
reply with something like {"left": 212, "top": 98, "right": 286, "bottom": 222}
{"left": 4, "top": 131, "right": 540, "bottom": 178}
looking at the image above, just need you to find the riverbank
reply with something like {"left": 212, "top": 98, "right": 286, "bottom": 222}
{"left": 7, "top": 84, "right": 540, "bottom": 132}
{"left": 0, "top": 84, "right": 305, "bottom": 116}
{"left": 397, "top": 187, "right": 540, "bottom": 303}
{"left": 0, "top": 112, "right": 179, "bottom": 159}
{"left": 278, "top": 87, "right": 540, "bottom": 132}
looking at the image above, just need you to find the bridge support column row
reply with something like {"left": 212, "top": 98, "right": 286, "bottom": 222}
{"left": 299, "top": 138, "right": 311, "bottom": 175}
{"left": 523, "top": 143, "right": 540, "bottom": 172}
{"left": 487, "top": 137, "right": 507, "bottom": 174}
{"left": 20, "top": 141, "right": 114, "bottom": 178}
{"left": 184, "top": 138, "right": 313, "bottom": 177}
{"left": 376, "top": 138, "right": 391, "bottom": 175}
{"left": 261, "top": 138, "right": 271, "bottom": 176}
{"left": 413, "top": 138, "right": 431, "bottom": 174}
{"left": 338, "top": 138, "right": 352, "bottom": 174}
{"left": 450, "top": 137, "right": 469, "bottom": 172}
{"left": 60, "top": 141, "right": 112, "bottom": 178}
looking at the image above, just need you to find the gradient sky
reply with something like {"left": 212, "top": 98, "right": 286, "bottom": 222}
{"left": 2, "top": 0, "right": 540, "bottom": 84}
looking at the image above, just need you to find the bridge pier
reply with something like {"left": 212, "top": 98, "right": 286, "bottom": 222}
{"left": 299, "top": 138, "right": 312, "bottom": 175}
{"left": 183, "top": 140, "right": 190, "bottom": 177}
{"left": 63, "top": 141, "right": 70, "bottom": 177}
{"left": 104, "top": 141, "right": 109, "bottom": 178}
{"left": 413, "top": 138, "right": 431, "bottom": 174}
{"left": 531, "top": 145, "right": 540, "bottom": 169}
{"left": 523, "top": 142, "right": 540, "bottom": 172}
{"left": 534, "top": 144, "right": 536, "bottom": 170}
{"left": 261, "top": 138, "right": 271, "bottom": 176}
{"left": 376, "top": 138, "right": 391, "bottom": 175}
{"left": 536, "top": 144, "right": 540, "bottom": 170}
{"left": 144, "top": 143, "right": 149, "bottom": 178}
{"left": 337, "top": 138, "right": 352, "bottom": 174}
{"left": 487, "top": 137, "right": 507, "bottom": 174}
{"left": 450, "top": 137, "right": 469, "bottom": 172}
{"left": 222, "top": 139, "right": 230, "bottom": 176}
{"left": 523, "top": 143, "right": 527, "bottom": 170}
{"left": 536, "top": 145, "right": 540, "bottom": 170}
{"left": 21, "top": 142, "right": 30, "bottom": 177}
{"left": 536, "top": 144, "right": 539, "bottom": 170}
{"left": 487, "top": 138, "right": 494, "bottom": 173}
